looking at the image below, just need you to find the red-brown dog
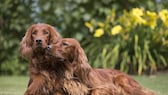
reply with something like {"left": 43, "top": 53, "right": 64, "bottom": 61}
{"left": 20, "top": 23, "right": 63, "bottom": 95}
{"left": 47, "top": 38, "right": 156, "bottom": 95}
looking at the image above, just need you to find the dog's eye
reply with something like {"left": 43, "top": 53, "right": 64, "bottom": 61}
{"left": 62, "top": 42, "right": 69, "bottom": 46}
{"left": 43, "top": 30, "right": 49, "bottom": 35}
{"left": 32, "top": 31, "right": 37, "bottom": 35}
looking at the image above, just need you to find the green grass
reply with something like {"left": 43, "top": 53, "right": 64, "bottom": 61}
{"left": 0, "top": 76, "right": 29, "bottom": 95}
{"left": 133, "top": 72, "right": 168, "bottom": 95}
{"left": 0, "top": 72, "right": 168, "bottom": 95}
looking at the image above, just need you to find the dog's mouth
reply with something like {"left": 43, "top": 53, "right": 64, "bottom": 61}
{"left": 35, "top": 46, "right": 43, "bottom": 51}
{"left": 33, "top": 45, "right": 46, "bottom": 54}
{"left": 36, "top": 43, "right": 43, "bottom": 48}
{"left": 35, "top": 43, "right": 48, "bottom": 51}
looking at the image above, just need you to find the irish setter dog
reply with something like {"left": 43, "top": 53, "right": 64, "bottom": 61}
{"left": 47, "top": 38, "right": 156, "bottom": 95}
{"left": 19, "top": 23, "right": 63, "bottom": 95}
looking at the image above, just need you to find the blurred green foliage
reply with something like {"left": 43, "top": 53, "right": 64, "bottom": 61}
{"left": 85, "top": 8, "right": 168, "bottom": 75}
{"left": 0, "top": 0, "right": 33, "bottom": 75}
{"left": 0, "top": 0, "right": 168, "bottom": 75}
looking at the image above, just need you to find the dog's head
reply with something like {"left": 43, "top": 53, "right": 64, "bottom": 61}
{"left": 47, "top": 38, "right": 84, "bottom": 63}
{"left": 24, "top": 23, "right": 61, "bottom": 51}
{"left": 46, "top": 38, "right": 91, "bottom": 71}
{"left": 19, "top": 23, "right": 61, "bottom": 59}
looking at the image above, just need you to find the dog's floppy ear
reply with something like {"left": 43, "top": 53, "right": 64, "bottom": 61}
{"left": 73, "top": 44, "right": 91, "bottom": 82}
{"left": 74, "top": 46, "right": 88, "bottom": 64}
{"left": 48, "top": 26, "right": 61, "bottom": 44}
{"left": 73, "top": 43, "right": 91, "bottom": 70}
{"left": 19, "top": 25, "right": 34, "bottom": 59}
{"left": 25, "top": 25, "right": 34, "bottom": 47}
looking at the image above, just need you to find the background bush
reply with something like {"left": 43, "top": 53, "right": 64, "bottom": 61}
{"left": 0, "top": 0, "right": 168, "bottom": 75}
{"left": 84, "top": 8, "right": 168, "bottom": 75}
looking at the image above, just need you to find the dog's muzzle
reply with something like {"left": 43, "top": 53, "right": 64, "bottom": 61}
{"left": 36, "top": 39, "right": 42, "bottom": 46}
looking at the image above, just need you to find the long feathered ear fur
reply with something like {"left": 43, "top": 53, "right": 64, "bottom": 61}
{"left": 48, "top": 25, "right": 61, "bottom": 44}
{"left": 74, "top": 46, "right": 89, "bottom": 66}
{"left": 73, "top": 43, "right": 92, "bottom": 80}
{"left": 72, "top": 44, "right": 104, "bottom": 88}
{"left": 19, "top": 25, "right": 34, "bottom": 60}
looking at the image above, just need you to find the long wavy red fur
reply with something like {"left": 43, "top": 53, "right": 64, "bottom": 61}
{"left": 48, "top": 38, "right": 156, "bottom": 95}
{"left": 20, "top": 23, "right": 63, "bottom": 95}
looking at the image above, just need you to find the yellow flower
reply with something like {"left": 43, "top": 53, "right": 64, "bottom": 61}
{"left": 111, "top": 25, "right": 122, "bottom": 35}
{"left": 131, "top": 8, "right": 146, "bottom": 25}
{"left": 94, "top": 28, "right": 104, "bottom": 37}
{"left": 85, "top": 22, "right": 94, "bottom": 32}
{"left": 118, "top": 10, "right": 131, "bottom": 31}
{"left": 132, "top": 8, "right": 144, "bottom": 17}
{"left": 146, "top": 11, "right": 158, "bottom": 29}
{"left": 159, "top": 9, "right": 168, "bottom": 26}
{"left": 98, "top": 22, "right": 104, "bottom": 27}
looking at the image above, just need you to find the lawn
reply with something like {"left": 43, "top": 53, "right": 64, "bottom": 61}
{"left": 0, "top": 72, "right": 168, "bottom": 95}
{"left": 133, "top": 72, "right": 168, "bottom": 95}
{"left": 0, "top": 76, "right": 28, "bottom": 95}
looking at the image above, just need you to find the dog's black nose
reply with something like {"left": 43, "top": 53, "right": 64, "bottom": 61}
{"left": 47, "top": 45, "right": 51, "bottom": 50}
{"left": 36, "top": 39, "right": 42, "bottom": 43}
